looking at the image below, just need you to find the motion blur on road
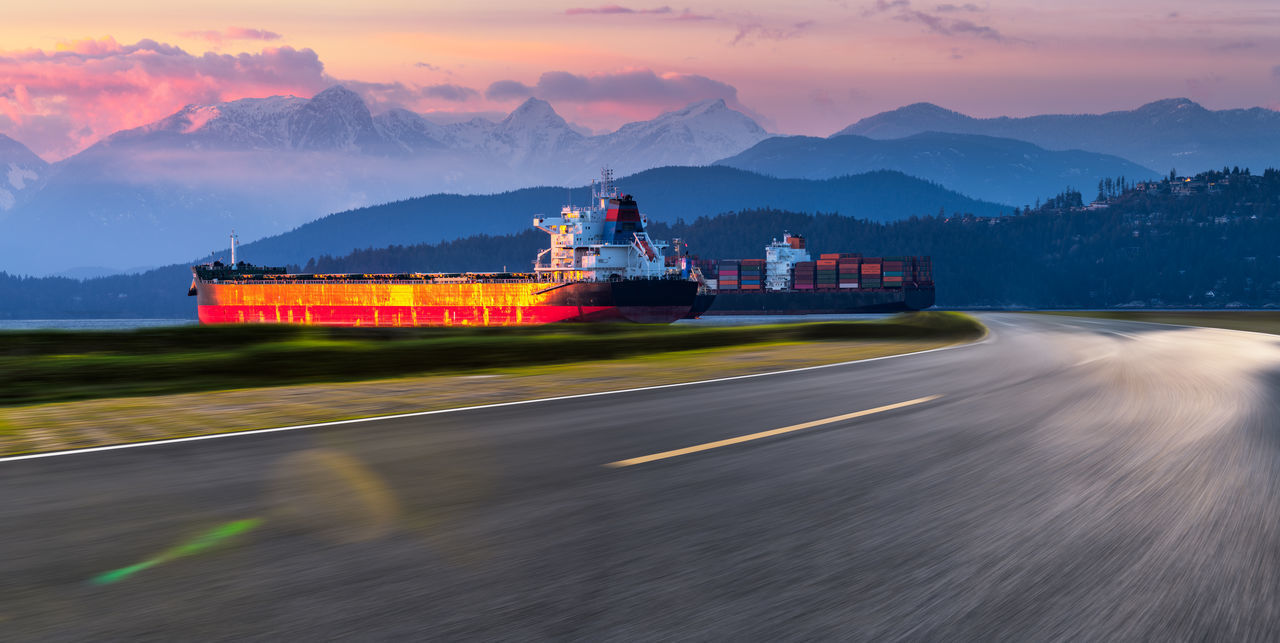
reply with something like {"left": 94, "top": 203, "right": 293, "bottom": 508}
{"left": 5, "top": 313, "right": 1280, "bottom": 639}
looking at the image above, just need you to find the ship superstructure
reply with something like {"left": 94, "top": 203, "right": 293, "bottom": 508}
{"left": 533, "top": 168, "right": 669, "bottom": 281}
{"left": 189, "top": 171, "right": 698, "bottom": 326}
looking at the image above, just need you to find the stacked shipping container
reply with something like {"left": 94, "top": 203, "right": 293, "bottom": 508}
{"left": 713, "top": 255, "right": 931, "bottom": 290}
{"left": 792, "top": 261, "right": 815, "bottom": 290}
{"left": 740, "top": 259, "right": 764, "bottom": 291}
{"left": 860, "top": 258, "right": 882, "bottom": 288}
{"left": 838, "top": 256, "right": 860, "bottom": 289}
{"left": 719, "top": 260, "right": 739, "bottom": 290}
{"left": 882, "top": 257, "right": 906, "bottom": 287}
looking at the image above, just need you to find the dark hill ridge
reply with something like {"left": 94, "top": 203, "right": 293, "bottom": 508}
{"left": 837, "top": 98, "right": 1280, "bottom": 175}
{"left": 226, "top": 165, "right": 1008, "bottom": 267}
{"left": 4, "top": 167, "right": 1279, "bottom": 317}
{"left": 715, "top": 131, "right": 1157, "bottom": 206}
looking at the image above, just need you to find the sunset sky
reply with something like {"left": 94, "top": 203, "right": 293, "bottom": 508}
{"left": 3, "top": 0, "right": 1279, "bottom": 160}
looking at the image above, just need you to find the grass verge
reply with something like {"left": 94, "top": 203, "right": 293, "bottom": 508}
{"left": 0, "top": 312, "right": 983, "bottom": 407}
{"left": 0, "top": 337, "right": 969, "bottom": 457}
{"left": 1027, "top": 310, "right": 1280, "bottom": 336}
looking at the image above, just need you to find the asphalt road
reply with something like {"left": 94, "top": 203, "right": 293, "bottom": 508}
{"left": 5, "top": 313, "right": 1280, "bottom": 640}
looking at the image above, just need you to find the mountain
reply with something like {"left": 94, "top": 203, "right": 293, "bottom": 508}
{"left": 836, "top": 99, "right": 1280, "bottom": 175}
{"left": 0, "top": 134, "right": 49, "bottom": 214}
{"left": 589, "top": 99, "right": 770, "bottom": 176}
{"left": 9, "top": 167, "right": 1280, "bottom": 319}
{"left": 0, "top": 88, "right": 771, "bottom": 275}
{"left": 216, "top": 165, "right": 1007, "bottom": 268}
{"left": 716, "top": 132, "right": 1158, "bottom": 206}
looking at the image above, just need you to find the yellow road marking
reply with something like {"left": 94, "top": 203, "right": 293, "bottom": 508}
{"left": 604, "top": 395, "right": 944, "bottom": 468}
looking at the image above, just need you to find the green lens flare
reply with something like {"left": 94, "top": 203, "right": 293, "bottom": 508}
{"left": 90, "top": 518, "right": 262, "bottom": 586}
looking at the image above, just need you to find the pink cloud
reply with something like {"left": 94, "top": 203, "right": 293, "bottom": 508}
{"left": 482, "top": 68, "right": 772, "bottom": 129}
{"left": 181, "top": 27, "right": 283, "bottom": 45}
{"left": 730, "top": 20, "right": 813, "bottom": 46}
{"left": 672, "top": 9, "right": 715, "bottom": 21}
{"left": 0, "top": 37, "right": 327, "bottom": 159}
{"left": 565, "top": 5, "right": 672, "bottom": 15}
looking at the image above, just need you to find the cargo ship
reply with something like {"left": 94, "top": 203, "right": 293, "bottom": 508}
{"left": 686, "top": 233, "right": 934, "bottom": 316}
{"left": 189, "top": 171, "right": 698, "bottom": 326}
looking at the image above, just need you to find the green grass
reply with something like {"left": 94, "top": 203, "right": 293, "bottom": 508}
{"left": 0, "top": 312, "right": 983, "bottom": 407}
{"left": 1028, "top": 310, "right": 1280, "bottom": 336}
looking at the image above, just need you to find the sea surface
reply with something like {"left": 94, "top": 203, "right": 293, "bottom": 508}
{"left": 0, "top": 319, "right": 196, "bottom": 331}
{"left": 677, "top": 313, "right": 892, "bottom": 326}
{"left": 0, "top": 314, "right": 890, "bottom": 331}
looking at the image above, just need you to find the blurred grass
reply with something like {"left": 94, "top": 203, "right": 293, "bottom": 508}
{"left": 1, "top": 338, "right": 966, "bottom": 456}
{"left": 1030, "top": 311, "right": 1280, "bottom": 336}
{"left": 0, "top": 312, "right": 983, "bottom": 407}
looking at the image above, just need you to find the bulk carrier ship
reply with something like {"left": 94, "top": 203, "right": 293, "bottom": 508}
{"left": 687, "top": 233, "right": 934, "bottom": 316}
{"left": 189, "top": 171, "right": 698, "bottom": 326}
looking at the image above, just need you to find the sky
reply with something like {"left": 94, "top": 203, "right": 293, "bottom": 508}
{"left": 2, "top": 0, "right": 1279, "bottom": 161}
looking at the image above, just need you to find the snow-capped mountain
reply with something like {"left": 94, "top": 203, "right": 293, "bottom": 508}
{"left": 0, "top": 86, "right": 773, "bottom": 274}
{"left": 108, "top": 95, "right": 308, "bottom": 150}
{"left": 484, "top": 98, "right": 585, "bottom": 167}
{"left": 0, "top": 134, "right": 48, "bottom": 213}
{"left": 288, "top": 86, "right": 386, "bottom": 153}
{"left": 591, "top": 99, "right": 770, "bottom": 175}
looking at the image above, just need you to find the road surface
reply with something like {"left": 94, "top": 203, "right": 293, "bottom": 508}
{"left": 5, "top": 313, "right": 1280, "bottom": 640}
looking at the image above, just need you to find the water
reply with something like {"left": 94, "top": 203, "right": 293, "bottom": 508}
{"left": 0, "top": 314, "right": 891, "bottom": 331}
{"left": 0, "top": 319, "right": 196, "bottom": 331}
{"left": 676, "top": 313, "right": 894, "bottom": 326}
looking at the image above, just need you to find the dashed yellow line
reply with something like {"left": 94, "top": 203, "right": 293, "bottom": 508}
{"left": 604, "top": 394, "right": 944, "bottom": 468}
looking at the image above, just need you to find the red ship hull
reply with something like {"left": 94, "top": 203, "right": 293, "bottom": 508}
{"left": 193, "top": 276, "right": 698, "bottom": 326}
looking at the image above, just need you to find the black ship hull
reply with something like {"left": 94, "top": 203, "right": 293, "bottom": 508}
{"left": 698, "top": 286, "right": 935, "bottom": 315}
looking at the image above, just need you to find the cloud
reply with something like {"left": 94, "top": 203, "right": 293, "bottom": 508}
{"left": 731, "top": 20, "right": 814, "bottom": 45}
{"left": 1212, "top": 42, "right": 1255, "bottom": 52}
{"left": 421, "top": 83, "right": 478, "bottom": 102}
{"left": 863, "top": 0, "right": 910, "bottom": 15}
{"left": 181, "top": 27, "right": 283, "bottom": 44}
{"left": 414, "top": 62, "right": 440, "bottom": 70}
{"left": 866, "top": 0, "right": 1020, "bottom": 43}
{"left": 0, "top": 38, "right": 327, "bottom": 158}
{"left": 486, "top": 69, "right": 741, "bottom": 106}
{"left": 485, "top": 79, "right": 535, "bottom": 101}
{"left": 672, "top": 9, "right": 715, "bottom": 21}
{"left": 0, "top": 37, "right": 492, "bottom": 159}
{"left": 565, "top": 5, "right": 672, "bottom": 15}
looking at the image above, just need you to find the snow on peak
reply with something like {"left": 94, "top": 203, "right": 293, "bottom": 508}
{"left": 500, "top": 98, "right": 568, "bottom": 129}
{"left": 180, "top": 105, "right": 221, "bottom": 134}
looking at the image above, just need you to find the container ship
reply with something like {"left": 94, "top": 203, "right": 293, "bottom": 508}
{"left": 189, "top": 172, "right": 699, "bottom": 326}
{"left": 686, "top": 233, "right": 934, "bottom": 316}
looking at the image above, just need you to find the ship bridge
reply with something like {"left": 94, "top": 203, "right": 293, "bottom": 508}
{"left": 532, "top": 169, "right": 673, "bottom": 282}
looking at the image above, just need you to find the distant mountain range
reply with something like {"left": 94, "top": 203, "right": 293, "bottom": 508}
{"left": 837, "top": 99, "right": 1280, "bottom": 176}
{"left": 222, "top": 165, "right": 1007, "bottom": 268}
{"left": 0, "top": 87, "right": 770, "bottom": 275}
{"left": 2, "top": 91, "right": 1278, "bottom": 277}
{"left": 716, "top": 132, "right": 1158, "bottom": 206}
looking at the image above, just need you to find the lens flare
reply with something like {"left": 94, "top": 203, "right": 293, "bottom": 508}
{"left": 90, "top": 518, "right": 262, "bottom": 586}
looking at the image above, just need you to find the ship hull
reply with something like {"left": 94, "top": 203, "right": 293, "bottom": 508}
{"left": 195, "top": 278, "right": 698, "bottom": 326}
{"left": 699, "top": 286, "right": 935, "bottom": 315}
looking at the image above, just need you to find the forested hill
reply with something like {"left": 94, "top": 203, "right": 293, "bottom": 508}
{"left": 217, "top": 166, "right": 1007, "bottom": 267}
{"left": 3, "top": 167, "right": 1278, "bottom": 317}
{"left": 309, "top": 167, "right": 1280, "bottom": 308}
